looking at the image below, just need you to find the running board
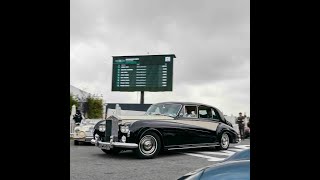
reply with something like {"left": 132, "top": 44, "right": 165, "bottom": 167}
{"left": 166, "top": 144, "right": 220, "bottom": 150}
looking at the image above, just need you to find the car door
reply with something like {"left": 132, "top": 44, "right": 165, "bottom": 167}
{"left": 189, "top": 105, "right": 219, "bottom": 144}
{"left": 181, "top": 105, "right": 220, "bottom": 145}
{"left": 163, "top": 105, "right": 198, "bottom": 146}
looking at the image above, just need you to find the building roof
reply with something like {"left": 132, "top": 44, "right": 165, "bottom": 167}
{"left": 70, "top": 85, "right": 90, "bottom": 102}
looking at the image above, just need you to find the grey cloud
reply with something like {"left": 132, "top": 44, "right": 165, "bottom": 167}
{"left": 70, "top": 0, "right": 250, "bottom": 115}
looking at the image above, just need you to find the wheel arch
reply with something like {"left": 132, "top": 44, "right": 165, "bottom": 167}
{"left": 216, "top": 124, "right": 235, "bottom": 143}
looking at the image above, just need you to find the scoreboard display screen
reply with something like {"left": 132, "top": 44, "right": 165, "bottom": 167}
{"left": 111, "top": 54, "right": 175, "bottom": 92}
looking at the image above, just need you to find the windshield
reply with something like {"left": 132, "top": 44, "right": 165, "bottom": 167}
{"left": 146, "top": 103, "right": 182, "bottom": 117}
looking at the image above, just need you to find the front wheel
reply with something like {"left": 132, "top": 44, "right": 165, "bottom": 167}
{"left": 216, "top": 132, "right": 230, "bottom": 150}
{"left": 134, "top": 132, "right": 161, "bottom": 159}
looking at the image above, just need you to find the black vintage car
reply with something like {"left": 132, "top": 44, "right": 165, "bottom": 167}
{"left": 91, "top": 102, "right": 240, "bottom": 159}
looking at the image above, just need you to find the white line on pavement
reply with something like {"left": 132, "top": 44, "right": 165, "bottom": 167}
{"left": 227, "top": 148, "right": 244, "bottom": 152}
{"left": 198, "top": 150, "right": 236, "bottom": 156}
{"left": 234, "top": 145, "right": 250, "bottom": 149}
{"left": 183, "top": 153, "right": 225, "bottom": 161}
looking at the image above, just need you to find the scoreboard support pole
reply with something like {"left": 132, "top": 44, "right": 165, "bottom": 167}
{"left": 140, "top": 91, "right": 144, "bottom": 104}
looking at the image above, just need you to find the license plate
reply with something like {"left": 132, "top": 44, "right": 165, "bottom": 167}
{"left": 101, "top": 144, "right": 110, "bottom": 150}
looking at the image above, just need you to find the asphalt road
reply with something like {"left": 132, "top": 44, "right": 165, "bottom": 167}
{"left": 71, "top": 139, "right": 250, "bottom": 180}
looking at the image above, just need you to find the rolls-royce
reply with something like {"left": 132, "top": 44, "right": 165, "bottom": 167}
{"left": 91, "top": 102, "right": 240, "bottom": 159}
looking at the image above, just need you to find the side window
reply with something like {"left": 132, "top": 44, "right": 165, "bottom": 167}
{"left": 183, "top": 105, "right": 198, "bottom": 118}
{"left": 198, "top": 106, "right": 212, "bottom": 119}
{"left": 211, "top": 108, "right": 221, "bottom": 120}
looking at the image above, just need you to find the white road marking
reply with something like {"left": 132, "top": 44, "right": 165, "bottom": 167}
{"left": 184, "top": 153, "right": 225, "bottom": 162}
{"left": 234, "top": 145, "right": 250, "bottom": 149}
{"left": 183, "top": 145, "right": 250, "bottom": 162}
{"left": 198, "top": 150, "right": 236, "bottom": 156}
{"left": 227, "top": 148, "right": 244, "bottom": 152}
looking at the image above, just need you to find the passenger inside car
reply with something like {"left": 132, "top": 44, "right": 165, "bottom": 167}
{"left": 184, "top": 106, "right": 197, "bottom": 118}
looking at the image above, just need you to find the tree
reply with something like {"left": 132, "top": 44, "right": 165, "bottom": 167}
{"left": 86, "top": 95, "right": 103, "bottom": 119}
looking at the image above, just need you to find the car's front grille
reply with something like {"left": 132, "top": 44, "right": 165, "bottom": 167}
{"left": 105, "top": 120, "right": 112, "bottom": 141}
{"left": 105, "top": 116, "right": 120, "bottom": 142}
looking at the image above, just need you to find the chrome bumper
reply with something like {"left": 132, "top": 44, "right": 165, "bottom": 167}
{"left": 74, "top": 137, "right": 93, "bottom": 142}
{"left": 91, "top": 139, "right": 138, "bottom": 150}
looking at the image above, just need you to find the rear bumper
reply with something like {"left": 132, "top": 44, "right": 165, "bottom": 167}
{"left": 91, "top": 139, "right": 138, "bottom": 150}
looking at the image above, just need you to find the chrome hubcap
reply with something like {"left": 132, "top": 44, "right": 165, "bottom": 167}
{"left": 139, "top": 135, "right": 157, "bottom": 156}
{"left": 221, "top": 133, "right": 229, "bottom": 148}
{"left": 143, "top": 141, "right": 152, "bottom": 150}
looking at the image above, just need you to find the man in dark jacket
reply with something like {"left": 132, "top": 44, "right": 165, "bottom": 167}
{"left": 73, "top": 110, "right": 83, "bottom": 124}
{"left": 237, "top": 112, "right": 246, "bottom": 139}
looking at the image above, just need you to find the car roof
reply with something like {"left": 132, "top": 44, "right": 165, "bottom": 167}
{"left": 153, "top": 102, "right": 218, "bottom": 109}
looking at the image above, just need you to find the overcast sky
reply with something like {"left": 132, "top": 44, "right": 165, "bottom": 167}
{"left": 70, "top": 0, "right": 250, "bottom": 116}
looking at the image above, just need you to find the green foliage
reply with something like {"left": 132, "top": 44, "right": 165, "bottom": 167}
{"left": 87, "top": 96, "right": 103, "bottom": 119}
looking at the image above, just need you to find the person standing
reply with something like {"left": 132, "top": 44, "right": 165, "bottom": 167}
{"left": 237, "top": 112, "right": 247, "bottom": 140}
{"left": 73, "top": 110, "right": 83, "bottom": 124}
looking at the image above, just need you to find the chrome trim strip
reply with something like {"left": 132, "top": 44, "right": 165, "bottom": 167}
{"left": 167, "top": 144, "right": 220, "bottom": 150}
{"left": 166, "top": 143, "right": 219, "bottom": 147}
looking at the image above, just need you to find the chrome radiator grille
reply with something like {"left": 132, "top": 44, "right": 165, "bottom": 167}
{"left": 105, "top": 116, "right": 119, "bottom": 142}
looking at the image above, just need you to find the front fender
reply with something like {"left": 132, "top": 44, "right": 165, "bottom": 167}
{"left": 130, "top": 126, "right": 164, "bottom": 143}
{"left": 216, "top": 123, "right": 239, "bottom": 143}
{"left": 127, "top": 121, "right": 168, "bottom": 148}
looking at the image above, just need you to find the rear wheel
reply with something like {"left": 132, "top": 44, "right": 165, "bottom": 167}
{"left": 134, "top": 132, "right": 161, "bottom": 159}
{"left": 216, "top": 132, "right": 230, "bottom": 150}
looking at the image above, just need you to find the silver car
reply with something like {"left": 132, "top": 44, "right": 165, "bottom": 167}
{"left": 73, "top": 119, "right": 102, "bottom": 145}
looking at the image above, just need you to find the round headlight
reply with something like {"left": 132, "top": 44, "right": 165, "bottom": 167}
{"left": 79, "top": 131, "right": 85, "bottom": 138}
{"left": 120, "top": 126, "right": 129, "bottom": 133}
{"left": 74, "top": 128, "right": 80, "bottom": 133}
{"left": 121, "top": 135, "right": 126, "bottom": 143}
{"left": 99, "top": 125, "right": 105, "bottom": 132}
{"left": 95, "top": 134, "right": 99, "bottom": 140}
